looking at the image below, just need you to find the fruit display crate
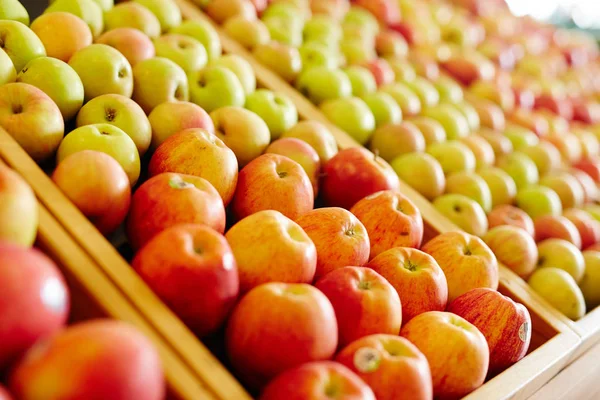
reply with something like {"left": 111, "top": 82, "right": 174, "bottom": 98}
{"left": 0, "top": 159, "right": 213, "bottom": 400}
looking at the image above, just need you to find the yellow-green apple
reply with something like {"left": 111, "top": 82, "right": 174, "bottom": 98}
{"left": 391, "top": 153, "right": 445, "bottom": 200}
{"left": 210, "top": 54, "right": 256, "bottom": 95}
{"left": 460, "top": 135, "right": 495, "bottom": 170}
{"left": 153, "top": 34, "right": 207, "bottom": 74}
{"left": 451, "top": 101, "right": 480, "bottom": 132}
{"left": 0, "top": 0, "right": 29, "bottom": 24}
{"left": 303, "top": 14, "right": 343, "bottom": 44}
{"left": 387, "top": 57, "right": 417, "bottom": 83}
{"left": 320, "top": 97, "right": 375, "bottom": 145}
{"left": 0, "top": 48, "right": 15, "bottom": 86}
{"left": 0, "top": 21, "right": 45, "bottom": 72}
{"left": 210, "top": 106, "right": 270, "bottom": 167}
{"left": 52, "top": 150, "right": 130, "bottom": 235}
{"left": 9, "top": 320, "right": 164, "bottom": 400}
{"left": 563, "top": 209, "right": 600, "bottom": 250}
{"left": 30, "top": 12, "right": 91, "bottom": 63}
{"left": 260, "top": 361, "right": 376, "bottom": 400}
{"left": 189, "top": 66, "right": 245, "bottom": 112}
{"left": 445, "top": 171, "right": 492, "bottom": 213}
{"left": 315, "top": 267, "right": 401, "bottom": 347}
{"left": 367, "top": 247, "right": 448, "bottom": 322}
{"left": 497, "top": 152, "right": 539, "bottom": 190}
{"left": 96, "top": 28, "right": 155, "bottom": 67}
{"left": 253, "top": 42, "right": 302, "bottom": 83}
{"left": 520, "top": 142, "right": 562, "bottom": 177}
{"left": 91, "top": 0, "right": 113, "bottom": 12}
{"left": 56, "top": 124, "right": 140, "bottom": 186}
{"left": 400, "top": 311, "right": 489, "bottom": 398}
{"left": 403, "top": 77, "right": 440, "bottom": 109}
{"left": 380, "top": 82, "right": 421, "bottom": 117}
{"left": 134, "top": 0, "right": 181, "bottom": 32}
{"left": 0, "top": 163, "right": 37, "bottom": 247}
{"left": 483, "top": 226, "right": 537, "bottom": 278}
{"left": 343, "top": 5, "right": 379, "bottom": 36}
{"left": 224, "top": 16, "right": 270, "bottom": 50}
{"left": 361, "top": 92, "right": 402, "bottom": 128}
{"left": 225, "top": 282, "right": 336, "bottom": 389}
{"left": 0, "top": 243, "right": 69, "bottom": 371}
{"left": 447, "top": 288, "right": 532, "bottom": 376}
{"left": 0, "top": 83, "right": 64, "bottom": 162}
{"left": 344, "top": 66, "right": 377, "bottom": 97}
{"left": 104, "top": 2, "right": 161, "bottom": 39}
{"left": 408, "top": 116, "right": 445, "bottom": 145}
{"left": 45, "top": 0, "right": 103, "bottom": 38}
{"left": 515, "top": 185, "right": 562, "bottom": 220}
{"left": 421, "top": 104, "right": 470, "bottom": 140}
{"left": 262, "top": 13, "right": 303, "bottom": 48}
{"left": 472, "top": 99, "right": 505, "bottom": 131}
{"left": 488, "top": 204, "right": 535, "bottom": 237}
{"left": 132, "top": 224, "right": 238, "bottom": 336}
{"left": 572, "top": 128, "right": 600, "bottom": 160}
{"left": 580, "top": 251, "right": 600, "bottom": 309}
{"left": 245, "top": 90, "right": 298, "bottom": 139}
{"left": 296, "top": 67, "right": 352, "bottom": 106}
{"left": 528, "top": 267, "right": 585, "bottom": 320}
{"left": 322, "top": 148, "right": 400, "bottom": 210}
{"left": 544, "top": 133, "right": 583, "bottom": 165}
{"left": 503, "top": 124, "right": 539, "bottom": 151}
{"left": 539, "top": 173, "right": 584, "bottom": 210}
{"left": 534, "top": 215, "right": 582, "bottom": 248}
{"left": 16, "top": 57, "right": 83, "bottom": 121}
{"left": 147, "top": 100, "right": 213, "bottom": 150}
{"left": 426, "top": 141, "right": 476, "bottom": 175}
{"left": 351, "top": 190, "right": 423, "bottom": 258}
{"left": 296, "top": 207, "right": 369, "bottom": 280}
{"left": 231, "top": 153, "right": 314, "bottom": 220}
{"left": 148, "top": 129, "right": 237, "bottom": 206}
{"left": 68, "top": 44, "right": 133, "bottom": 102}
{"left": 584, "top": 204, "right": 600, "bottom": 222}
{"left": 171, "top": 19, "right": 222, "bottom": 61}
{"left": 537, "top": 238, "right": 585, "bottom": 282}
{"left": 376, "top": 30, "right": 408, "bottom": 58}
{"left": 422, "top": 231, "right": 498, "bottom": 301}
{"left": 468, "top": 81, "right": 515, "bottom": 112}
{"left": 126, "top": 172, "right": 225, "bottom": 250}
{"left": 266, "top": 138, "right": 320, "bottom": 195}
{"left": 477, "top": 128, "right": 513, "bottom": 159}
{"left": 574, "top": 158, "right": 600, "bottom": 184}
{"left": 433, "top": 194, "right": 488, "bottom": 237}
{"left": 132, "top": 57, "right": 188, "bottom": 114}
{"left": 281, "top": 120, "right": 338, "bottom": 163}
{"left": 369, "top": 122, "right": 425, "bottom": 162}
{"left": 477, "top": 167, "right": 517, "bottom": 208}
{"left": 336, "top": 334, "right": 432, "bottom": 400}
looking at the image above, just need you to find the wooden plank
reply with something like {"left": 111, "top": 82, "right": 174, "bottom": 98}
{"left": 571, "top": 306, "right": 600, "bottom": 360}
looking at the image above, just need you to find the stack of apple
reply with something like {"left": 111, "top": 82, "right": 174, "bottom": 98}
{"left": 0, "top": 162, "right": 165, "bottom": 400}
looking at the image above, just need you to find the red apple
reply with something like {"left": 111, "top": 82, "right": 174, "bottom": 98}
{"left": 0, "top": 386, "right": 11, "bottom": 400}
{"left": 487, "top": 204, "right": 535, "bottom": 237}
{"left": 574, "top": 157, "right": 600, "bottom": 183}
{"left": 266, "top": 138, "right": 321, "bottom": 196}
{"left": 362, "top": 58, "right": 395, "bottom": 87}
{"left": 354, "top": 0, "right": 401, "bottom": 25}
{"left": 570, "top": 168, "right": 598, "bottom": 203}
{"left": 96, "top": 27, "right": 155, "bottom": 66}
{"left": 483, "top": 226, "right": 538, "bottom": 278}
{"left": 572, "top": 99, "right": 600, "bottom": 125}
{"left": 442, "top": 51, "right": 496, "bottom": 86}
{"left": 563, "top": 209, "right": 600, "bottom": 250}
{"left": 534, "top": 215, "right": 582, "bottom": 249}
{"left": 534, "top": 94, "right": 574, "bottom": 120}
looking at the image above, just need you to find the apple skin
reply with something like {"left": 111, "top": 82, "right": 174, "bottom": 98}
{"left": 404, "top": 77, "right": 440, "bottom": 109}
{"left": 104, "top": 2, "right": 161, "bottom": 39}
{"left": 483, "top": 226, "right": 538, "bottom": 278}
{"left": 422, "top": 231, "right": 499, "bottom": 302}
{"left": 574, "top": 157, "right": 600, "bottom": 184}
{"left": 224, "top": 16, "right": 270, "bottom": 50}
{"left": 320, "top": 97, "right": 376, "bottom": 145}
{"left": 376, "top": 30, "right": 408, "bottom": 58}
{"left": 447, "top": 288, "right": 532, "bottom": 376}
{"left": 539, "top": 173, "right": 585, "bottom": 210}
{"left": 245, "top": 90, "right": 298, "bottom": 139}
{"left": 134, "top": 0, "right": 182, "bottom": 33}
{"left": 350, "top": 190, "right": 424, "bottom": 259}
{"left": 426, "top": 141, "right": 476, "bottom": 176}
{"left": 515, "top": 185, "right": 562, "bottom": 220}
{"left": 544, "top": 132, "right": 583, "bottom": 165}
{"left": 477, "top": 168, "right": 516, "bottom": 209}
{"left": 433, "top": 194, "right": 488, "bottom": 237}
{"left": 0, "top": 164, "right": 38, "bottom": 247}
{"left": 30, "top": 12, "right": 92, "bottom": 63}
{"left": 528, "top": 267, "right": 586, "bottom": 320}
{"left": 0, "top": 243, "right": 69, "bottom": 371}
{"left": 472, "top": 99, "right": 505, "bottom": 131}
{"left": 132, "top": 224, "right": 238, "bottom": 337}
{"left": 266, "top": 138, "right": 320, "bottom": 195}
{"left": 580, "top": 251, "right": 600, "bottom": 310}
{"left": 0, "top": 48, "right": 16, "bottom": 86}
{"left": 503, "top": 124, "right": 539, "bottom": 151}
{"left": 205, "top": 0, "right": 257, "bottom": 23}
{"left": 391, "top": 152, "right": 445, "bottom": 201}
{"left": 534, "top": 215, "right": 582, "bottom": 248}
{"left": 0, "top": 21, "right": 46, "bottom": 73}
{"left": 344, "top": 66, "right": 377, "bottom": 97}
{"left": 380, "top": 82, "right": 422, "bottom": 117}
{"left": 226, "top": 282, "right": 337, "bottom": 389}
{"left": 0, "top": 83, "right": 64, "bottom": 163}
{"left": 460, "top": 135, "right": 495, "bottom": 170}
{"left": 154, "top": 33, "right": 207, "bottom": 75}
{"left": 408, "top": 116, "right": 446, "bottom": 146}
{"left": 171, "top": 19, "right": 222, "bottom": 62}
{"left": 336, "top": 334, "right": 433, "bottom": 400}
{"left": 488, "top": 205, "right": 535, "bottom": 237}
{"left": 445, "top": 171, "right": 492, "bottom": 213}
{"left": 563, "top": 209, "right": 600, "bottom": 250}
{"left": 149, "top": 128, "right": 238, "bottom": 206}
{"left": 362, "top": 92, "right": 402, "bottom": 129}
{"left": 148, "top": 100, "right": 213, "bottom": 150}
{"left": 367, "top": 247, "right": 448, "bottom": 323}
{"left": 126, "top": 172, "right": 226, "bottom": 251}
{"left": 210, "top": 54, "right": 256, "bottom": 96}
{"left": 497, "top": 152, "right": 539, "bottom": 190}
{"left": 537, "top": 238, "right": 585, "bottom": 283}
{"left": 189, "top": 66, "right": 245, "bottom": 112}
{"left": 520, "top": 142, "right": 562, "bottom": 178}
{"left": 96, "top": 28, "right": 155, "bottom": 67}
{"left": 132, "top": 57, "right": 189, "bottom": 114}
{"left": 571, "top": 168, "right": 599, "bottom": 203}
{"left": 315, "top": 267, "right": 402, "bottom": 347}
{"left": 400, "top": 311, "right": 489, "bottom": 398}
{"left": 0, "top": 0, "right": 29, "bottom": 24}
{"left": 0, "top": 385, "right": 11, "bottom": 400}
{"left": 322, "top": 147, "right": 400, "bottom": 210}
{"left": 296, "top": 67, "right": 352, "bottom": 105}
{"left": 421, "top": 104, "right": 470, "bottom": 141}
{"left": 45, "top": 0, "right": 104, "bottom": 38}
{"left": 477, "top": 128, "right": 513, "bottom": 160}
{"left": 369, "top": 122, "right": 426, "bottom": 162}
{"left": 9, "top": 320, "right": 165, "bottom": 400}
{"left": 253, "top": 42, "right": 302, "bottom": 83}
{"left": 281, "top": 121, "right": 338, "bottom": 163}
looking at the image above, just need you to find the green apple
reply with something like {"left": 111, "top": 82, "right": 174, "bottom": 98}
{"left": 403, "top": 77, "right": 440, "bottom": 109}
{"left": 433, "top": 193, "right": 488, "bottom": 236}
{"left": 539, "top": 173, "right": 585, "bottom": 210}
{"left": 387, "top": 57, "right": 416, "bottom": 83}
{"left": 503, "top": 123, "right": 539, "bottom": 151}
{"left": 421, "top": 104, "right": 470, "bottom": 140}
{"left": 362, "top": 92, "right": 403, "bottom": 128}
{"left": 45, "top": 0, "right": 104, "bottom": 38}
{"left": 445, "top": 171, "right": 492, "bottom": 212}
{"left": 391, "top": 152, "right": 445, "bottom": 200}
{"left": 477, "top": 127, "right": 514, "bottom": 159}
{"left": 223, "top": 16, "right": 270, "bottom": 50}
{"left": 528, "top": 267, "right": 585, "bottom": 320}
{"left": 76, "top": 94, "right": 152, "bottom": 156}
{"left": 451, "top": 101, "right": 480, "bottom": 132}
{"left": 583, "top": 204, "right": 600, "bottom": 222}
{"left": 153, "top": 34, "right": 207, "bottom": 74}
{"left": 211, "top": 106, "right": 271, "bottom": 167}
{"left": 340, "top": 38, "right": 377, "bottom": 65}
{"left": 520, "top": 141, "right": 562, "bottom": 177}
{"left": 477, "top": 167, "right": 517, "bottom": 208}
{"left": 0, "top": 48, "right": 16, "bottom": 86}
{"left": 253, "top": 42, "right": 302, "bottom": 83}
{"left": 171, "top": 20, "right": 222, "bottom": 61}
{"left": 244, "top": 89, "right": 298, "bottom": 139}
{"left": 497, "top": 152, "right": 539, "bottom": 190}
{"left": 91, "top": 0, "right": 113, "bottom": 12}
{"left": 380, "top": 82, "right": 422, "bottom": 117}
{"left": 262, "top": 14, "right": 303, "bottom": 47}
{"left": 460, "top": 135, "right": 495, "bottom": 170}
{"left": 434, "top": 75, "right": 464, "bottom": 103}
{"left": 262, "top": 2, "right": 304, "bottom": 20}
{"left": 580, "top": 251, "right": 600, "bottom": 310}
{"left": 56, "top": 123, "right": 140, "bottom": 185}
{"left": 189, "top": 66, "right": 245, "bottom": 113}
{"left": 134, "top": 0, "right": 181, "bottom": 32}
{"left": 320, "top": 96, "right": 375, "bottom": 145}
{"left": 303, "top": 15, "right": 341, "bottom": 45}
{"left": 0, "top": 0, "right": 29, "bottom": 24}
{"left": 343, "top": 65, "right": 376, "bottom": 97}
{"left": 16, "top": 57, "right": 84, "bottom": 121}
{"left": 369, "top": 121, "right": 425, "bottom": 162}
{"left": 343, "top": 5, "right": 380, "bottom": 37}
{"left": 104, "top": 2, "right": 161, "bottom": 39}
{"left": 515, "top": 185, "right": 562, "bottom": 219}
{"left": 132, "top": 57, "right": 189, "bottom": 114}
{"left": 296, "top": 67, "right": 352, "bottom": 105}
{"left": 426, "top": 141, "right": 476, "bottom": 175}
{"left": 537, "top": 239, "right": 585, "bottom": 283}
{"left": 0, "top": 21, "right": 45, "bottom": 72}
{"left": 210, "top": 54, "right": 256, "bottom": 95}
{"left": 408, "top": 116, "right": 446, "bottom": 145}
{"left": 281, "top": 120, "right": 339, "bottom": 163}
{"left": 299, "top": 42, "right": 339, "bottom": 70}
{"left": 69, "top": 44, "right": 133, "bottom": 102}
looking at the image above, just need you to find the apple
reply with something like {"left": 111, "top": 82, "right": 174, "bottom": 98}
{"left": 153, "top": 34, "right": 207, "bottom": 74}
{"left": 477, "top": 168, "right": 517, "bottom": 208}
{"left": 91, "top": 0, "right": 113, "bottom": 12}
{"left": 0, "top": 21, "right": 45, "bottom": 72}
{"left": 520, "top": 142, "right": 562, "bottom": 177}
{"left": 445, "top": 171, "right": 492, "bottom": 213}
{"left": 403, "top": 78, "right": 439, "bottom": 110}
{"left": 253, "top": 42, "right": 302, "bottom": 83}
{"left": 210, "top": 54, "right": 256, "bottom": 96}
{"left": 503, "top": 124, "right": 539, "bottom": 151}
{"left": 322, "top": 148, "right": 400, "bottom": 210}
{"left": 515, "top": 185, "right": 562, "bottom": 221}
{"left": 0, "top": 243, "right": 69, "bottom": 370}
{"left": 447, "top": 288, "right": 532, "bottom": 376}
{"left": 488, "top": 205, "right": 535, "bottom": 237}
{"left": 262, "top": 14, "right": 303, "bottom": 48}
{"left": 171, "top": 19, "right": 222, "bottom": 61}
{"left": 544, "top": 133, "right": 583, "bottom": 165}
{"left": 205, "top": 0, "right": 256, "bottom": 23}
{"left": 400, "top": 311, "right": 489, "bottom": 398}
{"left": 537, "top": 238, "right": 585, "bottom": 282}
{"left": 361, "top": 92, "right": 402, "bottom": 128}
{"left": 296, "top": 67, "right": 352, "bottom": 106}
{"left": 388, "top": 57, "right": 417, "bottom": 83}
{"left": 376, "top": 30, "right": 408, "bottom": 58}
{"left": 369, "top": 122, "right": 425, "bottom": 162}
{"left": 266, "top": 138, "right": 320, "bottom": 195}
{"left": 132, "top": 57, "right": 188, "bottom": 114}
{"left": 9, "top": 320, "right": 164, "bottom": 400}
{"left": 96, "top": 28, "right": 155, "bottom": 67}
{"left": 361, "top": 58, "right": 395, "bottom": 87}
{"left": 380, "top": 82, "right": 421, "bottom": 117}
{"left": 483, "top": 226, "right": 537, "bottom": 278}
{"left": 507, "top": 108, "right": 549, "bottom": 137}
{"left": 343, "top": 5, "right": 380, "bottom": 36}
{"left": 16, "top": 57, "right": 84, "bottom": 121}
{"left": 245, "top": 90, "right": 298, "bottom": 139}
{"left": 468, "top": 81, "right": 515, "bottom": 112}
{"left": 391, "top": 153, "right": 445, "bottom": 200}
{"left": 580, "top": 251, "right": 600, "bottom": 309}
{"left": 574, "top": 157, "right": 600, "bottom": 184}
{"left": 408, "top": 116, "right": 445, "bottom": 145}
{"left": 426, "top": 141, "right": 476, "bottom": 175}
{"left": 442, "top": 52, "right": 495, "bottom": 86}
{"left": 320, "top": 97, "right": 375, "bottom": 145}
{"left": 433, "top": 76, "right": 464, "bottom": 106}
{"left": 534, "top": 215, "right": 582, "bottom": 249}
{"left": 0, "top": 385, "right": 11, "bottom": 400}
{"left": 572, "top": 128, "right": 600, "bottom": 160}
{"left": 134, "top": 0, "right": 182, "bottom": 32}
{"left": 0, "top": 48, "right": 15, "bottom": 86}
{"left": 472, "top": 99, "right": 505, "bottom": 131}
{"left": 564, "top": 209, "right": 600, "bottom": 250}
{"left": 0, "top": 164, "right": 37, "bottom": 247}
{"left": 539, "top": 173, "right": 585, "bottom": 210}
{"left": 104, "top": 2, "right": 161, "bottom": 39}
{"left": 281, "top": 121, "right": 338, "bottom": 163}
{"left": 433, "top": 194, "right": 488, "bottom": 237}
{"left": 497, "top": 152, "right": 539, "bottom": 190}
{"left": 148, "top": 101, "right": 213, "bottom": 151}
{"left": 30, "top": 12, "right": 91, "bottom": 63}
{"left": 0, "top": 0, "right": 29, "bottom": 24}
{"left": 421, "top": 104, "right": 470, "bottom": 141}
{"left": 343, "top": 66, "right": 377, "bottom": 97}
{"left": 224, "top": 16, "right": 270, "bottom": 50}
{"left": 459, "top": 136, "right": 494, "bottom": 171}
{"left": 303, "top": 14, "right": 343, "bottom": 44}
{"left": 477, "top": 128, "right": 514, "bottom": 159}
{"left": 44, "top": 0, "right": 103, "bottom": 38}
{"left": 528, "top": 268, "right": 586, "bottom": 320}
{"left": 534, "top": 94, "right": 574, "bottom": 121}
{"left": 407, "top": 51, "right": 440, "bottom": 81}
{"left": 189, "top": 66, "right": 245, "bottom": 112}
{"left": 0, "top": 83, "right": 64, "bottom": 162}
